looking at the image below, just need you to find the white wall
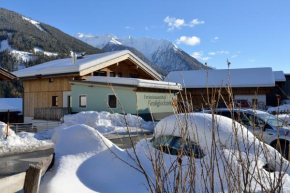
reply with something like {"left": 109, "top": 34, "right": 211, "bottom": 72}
{"left": 234, "top": 94, "right": 266, "bottom": 109}
{"left": 63, "top": 91, "right": 72, "bottom": 108}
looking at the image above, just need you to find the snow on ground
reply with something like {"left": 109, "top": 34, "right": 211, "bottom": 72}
{"left": 267, "top": 104, "right": 290, "bottom": 113}
{"left": 34, "top": 47, "right": 58, "bottom": 57}
{"left": 0, "top": 39, "right": 12, "bottom": 52}
{"left": 37, "top": 111, "right": 154, "bottom": 140}
{"left": 0, "top": 39, "right": 36, "bottom": 62}
{"left": 40, "top": 114, "right": 290, "bottom": 192}
{"left": 0, "top": 122, "right": 53, "bottom": 156}
{"left": 61, "top": 111, "right": 154, "bottom": 132}
{"left": 22, "top": 16, "right": 47, "bottom": 32}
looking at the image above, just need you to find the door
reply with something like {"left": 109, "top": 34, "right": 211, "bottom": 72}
{"left": 67, "top": 96, "right": 72, "bottom": 108}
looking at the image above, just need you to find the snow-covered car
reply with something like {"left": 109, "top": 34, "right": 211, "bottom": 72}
{"left": 203, "top": 108, "right": 290, "bottom": 158}
{"left": 40, "top": 113, "right": 290, "bottom": 192}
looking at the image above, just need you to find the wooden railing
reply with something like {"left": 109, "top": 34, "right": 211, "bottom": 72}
{"left": 34, "top": 108, "right": 71, "bottom": 121}
{"left": 10, "top": 123, "right": 37, "bottom": 133}
{"left": 0, "top": 154, "right": 54, "bottom": 193}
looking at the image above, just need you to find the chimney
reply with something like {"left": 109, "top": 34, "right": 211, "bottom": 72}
{"left": 72, "top": 52, "right": 76, "bottom": 64}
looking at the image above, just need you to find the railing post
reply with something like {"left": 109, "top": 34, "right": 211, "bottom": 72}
{"left": 23, "top": 165, "right": 42, "bottom": 193}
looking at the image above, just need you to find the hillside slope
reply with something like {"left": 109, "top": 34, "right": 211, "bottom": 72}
{"left": 0, "top": 8, "right": 103, "bottom": 71}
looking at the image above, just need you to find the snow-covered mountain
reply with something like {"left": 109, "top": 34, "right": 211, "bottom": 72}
{"left": 75, "top": 33, "right": 207, "bottom": 72}
{"left": 0, "top": 8, "right": 102, "bottom": 71}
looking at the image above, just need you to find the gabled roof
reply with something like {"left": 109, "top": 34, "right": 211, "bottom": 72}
{"left": 0, "top": 67, "right": 17, "bottom": 80}
{"left": 71, "top": 76, "right": 182, "bottom": 91}
{"left": 13, "top": 50, "right": 162, "bottom": 81}
{"left": 165, "top": 67, "right": 276, "bottom": 88}
{"left": 273, "top": 71, "right": 286, "bottom": 82}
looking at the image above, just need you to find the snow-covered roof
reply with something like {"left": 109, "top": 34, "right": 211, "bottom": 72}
{"left": 0, "top": 98, "right": 22, "bottom": 113}
{"left": 13, "top": 50, "right": 162, "bottom": 80}
{"left": 273, "top": 71, "right": 286, "bottom": 82}
{"left": 74, "top": 76, "right": 182, "bottom": 90}
{"left": 165, "top": 68, "right": 276, "bottom": 88}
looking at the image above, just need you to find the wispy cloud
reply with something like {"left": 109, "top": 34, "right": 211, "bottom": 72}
{"left": 145, "top": 26, "right": 150, "bottom": 31}
{"left": 176, "top": 36, "right": 200, "bottom": 46}
{"left": 211, "top": 36, "right": 219, "bottom": 42}
{"left": 192, "top": 51, "right": 211, "bottom": 61}
{"left": 248, "top": 59, "right": 256, "bottom": 62}
{"left": 164, "top": 16, "right": 204, "bottom": 31}
{"left": 208, "top": 50, "right": 229, "bottom": 55}
{"left": 125, "top": 26, "right": 133, "bottom": 30}
{"left": 232, "top": 55, "right": 238, "bottom": 58}
{"left": 187, "top": 19, "right": 205, "bottom": 27}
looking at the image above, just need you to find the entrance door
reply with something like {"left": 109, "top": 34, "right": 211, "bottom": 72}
{"left": 67, "top": 96, "right": 72, "bottom": 108}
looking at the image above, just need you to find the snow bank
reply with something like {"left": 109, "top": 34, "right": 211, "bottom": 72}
{"left": 40, "top": 114, "right": 290, "bottom": 192}
{"left": 58, "top": 111, "right": 153, "bottom": 134}
{"left": 277, "top": 114, "right": 290, "bottom": 123}
{"left": 40, "top": 124, "right": 146, "bottom": 193}
{"left": 267, "top": 104, "right": 290, "bottom": 113}
{"left": 0, "top": 122, "right": 53, "bottom": 156}
{"left": 36, "top": 111, "right": 154, "bottom": 140}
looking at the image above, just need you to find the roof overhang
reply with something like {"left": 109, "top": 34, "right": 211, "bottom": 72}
{"left": 0, "top": 68, "right": 17, "bottom": 80}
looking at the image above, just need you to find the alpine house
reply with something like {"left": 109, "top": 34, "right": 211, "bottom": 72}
{"left": 13, "top": 50, "right": 180, "bottom": 121}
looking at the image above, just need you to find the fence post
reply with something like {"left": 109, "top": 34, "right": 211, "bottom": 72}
{"left": 24, "top": 165, "right": 42, "bottom": 193}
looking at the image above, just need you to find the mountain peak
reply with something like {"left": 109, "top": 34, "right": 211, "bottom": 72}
{"left": 75, "top": 33, "right": 207, "bottom": 72}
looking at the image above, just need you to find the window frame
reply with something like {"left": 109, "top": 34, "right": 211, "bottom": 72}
{"left": 52, "top": 96, "right": 58, "bottom": 107}
{"left": 107, "top": 94, "right": 117, "bottom": 109}
{"left": 79, "top": 94, "right": 87, "bottom": 108}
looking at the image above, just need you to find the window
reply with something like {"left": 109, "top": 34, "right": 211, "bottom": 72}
{"left": 110, "top": 72, "right": 115, "bottom": 77}
{"left": 52, "top": 96, "right": 58, "bottom": 106}
{"left": 118, "top": 73, "right": 122, "bottom": 77}
{"left": 79, "top": 95, "right": 87, "bottom": 108}
{"left": 93, "top": 71, "right": 107, "bottom": 76}
{"left": 129, "top": 74, "right": 139, "bottom": 78}
{"left": 108, "top": 95, "right": 117, "bottom": 108}
{"left": 49, "top": 78, "right": 54, "bottom": 83}
{"left": 151, "top": 136, "right": 204, "bottom": 158}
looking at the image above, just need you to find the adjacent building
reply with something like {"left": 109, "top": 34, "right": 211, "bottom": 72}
{"left": 166, "top": 67, "right": 283, "bottom": 110}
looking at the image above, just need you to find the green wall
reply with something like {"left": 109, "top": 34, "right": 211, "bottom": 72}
{"left": 71, "top": 84, "right": 137, "bottom": 114}
{"left": 71, "top": 84, "right": 178, "bottom": 120}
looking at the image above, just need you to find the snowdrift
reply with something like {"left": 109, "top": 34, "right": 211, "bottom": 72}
{"left": 267, "top": 104, "right": 290, "bottom": 114}
{"left": 38, "top": 111, "right": 154, "bottom": 139}
{"left": 40, "top": 113, "right": 290, "bottom": 192}
{"left": 0, "top": 122, "right": 53, "bottom": 156}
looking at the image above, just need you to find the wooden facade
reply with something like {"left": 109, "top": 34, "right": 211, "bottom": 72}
{"left": 22, "top": 59, "right": 158, "bottom": 117}
{"left": 181, "top": 87, "right": 273, "bottom": 110}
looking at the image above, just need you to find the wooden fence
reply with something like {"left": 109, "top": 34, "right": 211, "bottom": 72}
{"left": 10, "top": 123, "right": 37, "bottom": 133}
{"left": 0, "top": 154, "right": 54, "bottom": 193}
{"left": 34, "top": 108, "right": 71, "bottom": 121}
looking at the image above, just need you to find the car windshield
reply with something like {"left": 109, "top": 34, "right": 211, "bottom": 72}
{"left": 257, "top": 113, "right": 286, "bottom": 127}
{"left": 151, "top": 136, "right": 204, "bottom": 158}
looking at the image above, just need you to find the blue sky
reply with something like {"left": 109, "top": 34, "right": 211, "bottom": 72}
{"left": 2, "top": 0, "right": 290, "bottom": 72}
